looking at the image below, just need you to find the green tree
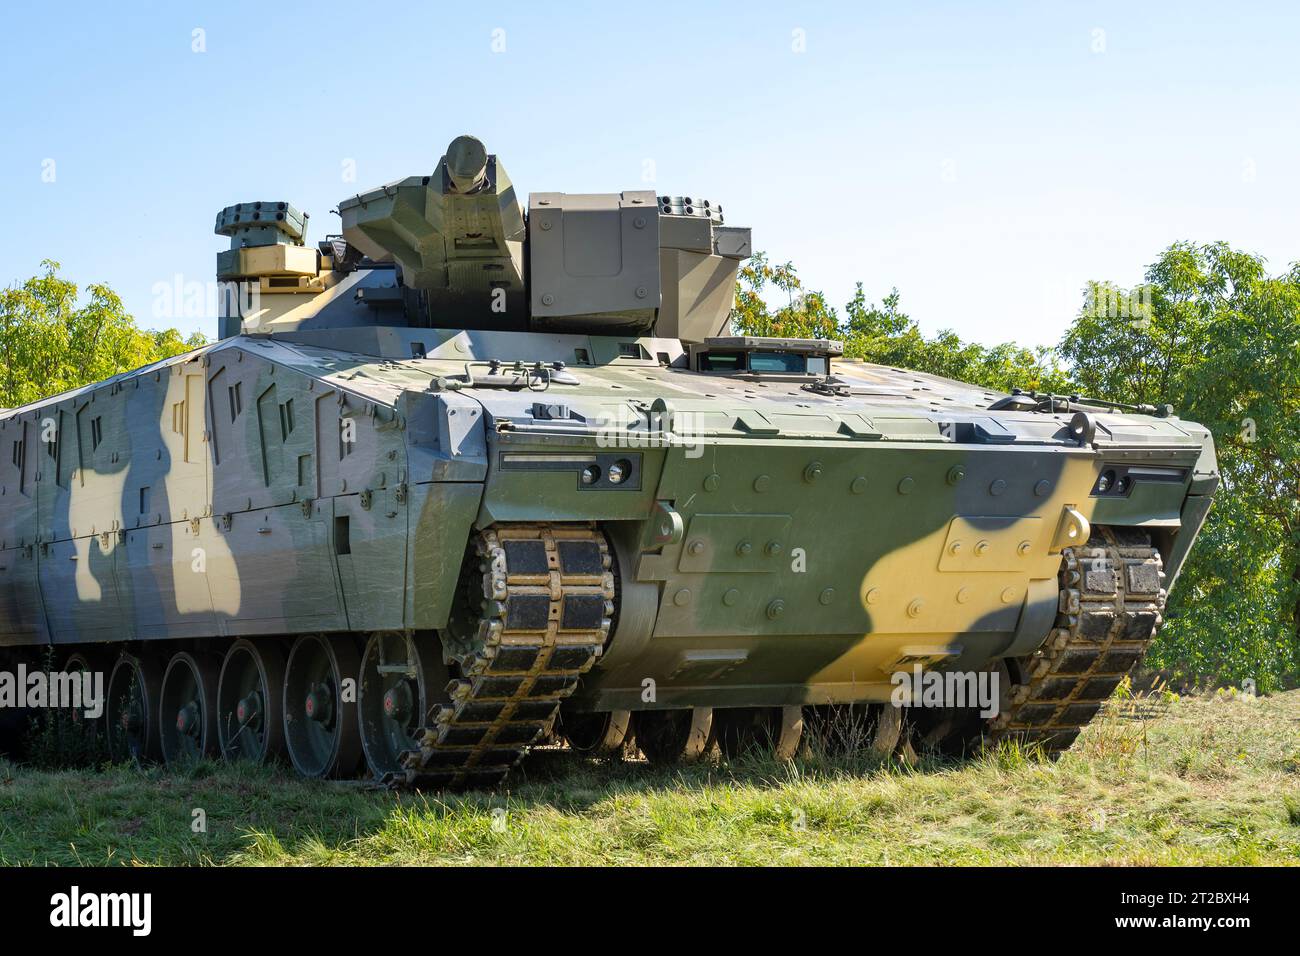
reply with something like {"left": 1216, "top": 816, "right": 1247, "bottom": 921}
{"left": 731, "top": 253, "right": 839, "bottom": 340}
{"left": 1061, "top": 242, "right": 1300, "bottom": 691}
{"left": 841, "top": 283, "right": 1069, "bottom": 392}
{"left": 731, "top": 256, "right": 1069, "bottom": 393}
{"left": 0, "top": 260, "right": 206, "bottom": 408}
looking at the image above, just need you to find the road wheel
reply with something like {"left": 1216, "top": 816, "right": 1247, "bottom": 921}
{"left": 217, "top": 639, "right": 286, "bottom": 764}
{"left": 635, "top": 708, "right": 712, "bottom": 765}
{"left": 106, "top": 651, "right": 163, "bottom": 764}
{"left": 712, "top": 706, "right": 803, "bottom": 761}
{"left": 159, "top": 652, "right": 220, "bottom": 764}
{"left": 283, "top": 634, "right": 361, "bottom": 778}
{"left": 357, "top": 632, "right": 447, "bottom": 779}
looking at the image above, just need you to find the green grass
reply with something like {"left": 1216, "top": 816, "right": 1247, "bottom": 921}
{"left": 2, "top": 690, "right": 1298, "bottom": 866}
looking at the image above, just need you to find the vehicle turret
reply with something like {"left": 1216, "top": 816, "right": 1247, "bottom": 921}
{"left": 215, "top": 135, "right": 752, "bottom": 344}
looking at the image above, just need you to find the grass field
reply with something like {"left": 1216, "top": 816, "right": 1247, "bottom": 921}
{"left": 1, "top": 689, "right": 1298, "bottom": 866}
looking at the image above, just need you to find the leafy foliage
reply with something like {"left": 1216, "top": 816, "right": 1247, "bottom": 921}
{"left": 731, "top": 253, "right": 839, "bottom": 340}
{"left": 841, "top": 283, "right": 1071, "bottom": 393}
{"left": 732, "top": 257, "right": 1070, "bottom": 393}
{"left": 0, "top": 260, "right": 205, "bottom": 409}
{"left": 1062, "top": 242, "right": 1300, "bottom": 692}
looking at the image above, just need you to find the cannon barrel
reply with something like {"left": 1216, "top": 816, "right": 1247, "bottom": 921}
{"left": 444, "top": 134, "right": 488, "bottom": 193}
{"left": 336, "top": 135, "right": 528, "bottom": 322}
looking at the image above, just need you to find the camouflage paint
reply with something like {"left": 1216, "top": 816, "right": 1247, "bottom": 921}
{"left": 0, "top": 135, "right": 1218, "bottom": 753}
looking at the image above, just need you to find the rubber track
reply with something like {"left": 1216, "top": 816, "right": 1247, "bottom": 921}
{"left": 387, "top": 524, "right": 614, "bottom": 790}
{"left": 988, "top": 526, "right": 1166, "bottom": 751}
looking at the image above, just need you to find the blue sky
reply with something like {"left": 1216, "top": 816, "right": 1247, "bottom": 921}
{"left": 1, "top": 0, "right": 1296, "bottom": 348}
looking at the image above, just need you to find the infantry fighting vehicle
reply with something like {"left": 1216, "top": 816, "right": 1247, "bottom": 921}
{"left": 0, "top": 136, "right": 1217, "bottom": 787}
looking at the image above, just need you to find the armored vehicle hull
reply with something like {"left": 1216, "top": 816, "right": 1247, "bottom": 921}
{"left": 0, "top": 138, "right": 1217, "bottom": 786}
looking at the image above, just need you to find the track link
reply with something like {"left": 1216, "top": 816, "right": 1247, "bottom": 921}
{"left": 989, "top": 526, "right": 1166, "bottom": 751}
{"left": 387, "top": 524, "right": 614, "bottom": 790}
